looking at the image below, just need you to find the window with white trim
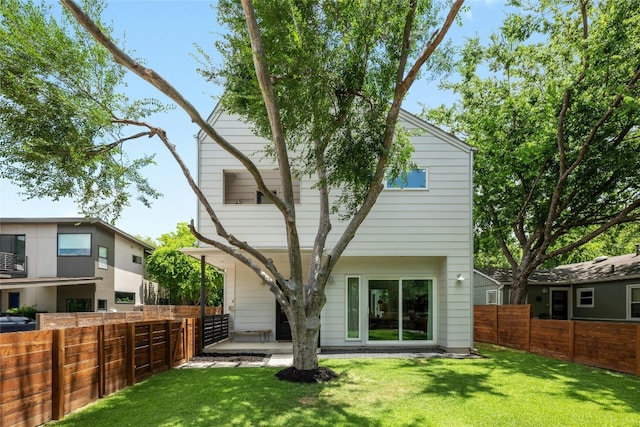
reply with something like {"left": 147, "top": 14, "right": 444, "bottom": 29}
{"left": 486, "top": 289, "right": 498, "bottom": 305}
{"left": 576, "top": 288, "right": 594, "bottom": 307}
{"left": 628, "top": 285, "right": 640, "bottom": 319}
{"left": 346, "top": 276, "right": 360, "bottom": 339}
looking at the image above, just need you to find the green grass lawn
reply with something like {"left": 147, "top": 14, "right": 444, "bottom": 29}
{"left": 49, "top": 344, "right": 640, "bottom": 427}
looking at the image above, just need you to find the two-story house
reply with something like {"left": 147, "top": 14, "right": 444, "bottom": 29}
{"left": 0, "top": 218, "right": 153, "bottom": 314}
{"left": 184, "top": 106, "right": 475, "bottom": 352}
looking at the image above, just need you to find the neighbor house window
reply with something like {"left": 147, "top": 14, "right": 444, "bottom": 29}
{"left": 58, "top": 233, "right": 91, "bottom": 256}
{"left": 576, "top": 288, "right": 594, "bottom": 307}
{"left": 0, "top": 234, "right": 26, "bottom": 272}
{"left": 115, "top": 291, "right": 135, "bottom": 304}
{"left": 346, "top": 276, "right": 360, "bottom": 340}
{"left": 97, "top": 299, "right": 108, "bottom": 311}
{"left": 132, "top": 255, "right": 142, "bottom": 264}
{"left": 386, "top": 168, "right": 428, "bottom": 190}
{"left": 66, "top": 298, "right": 92, "bottom": 312}
{"left": 628, "top": 285, "right": 640, "bottom": 319}
{"left": 98, "top": 246, "right": 108, "bottom": 270}
{"left": 486, "top": 289, "right": 498, "bottom": 305}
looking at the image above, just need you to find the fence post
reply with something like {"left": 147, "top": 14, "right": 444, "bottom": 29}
{"left": 525, "top": 305, "right": 531, "bottom": 352}
{"left": 98, "top": 324, "right": 105, "bottom": 397}
{"left": 127, "top": 323, "right": 136, "bottom": 386}
{"left": 52, "top": 329, "right": 65, "bottom": 420}
{"left": 493, "top": 305, "right": 499, "bottom": 344}
{"left": 569, "top": 321, "right": 575, "bottom": 362}
{"left": 636, "top": 324, "right": 640, "bottom": 377}
{"left": 166, "top": 320, "right": 173, "bottom": 369}
{"left": 188, "top": 318, "right": 195, "bottom": 361}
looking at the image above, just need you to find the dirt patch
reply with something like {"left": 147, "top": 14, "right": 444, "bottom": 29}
{"left": 275, "top": 366, "right": 338, "bottom": 383}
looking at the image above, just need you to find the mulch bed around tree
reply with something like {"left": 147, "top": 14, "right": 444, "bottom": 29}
{"left": 275, "top": 366, "right": 338, "bottom": 383}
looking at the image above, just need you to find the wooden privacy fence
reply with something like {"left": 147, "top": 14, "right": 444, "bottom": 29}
{"left": 1, "top": 319, "right": 197, "bottom": 427}
{"left": 37, "top": 305, "right": 223, "bottom": 330}
{"left": 474, "top": 305, "right": 640, "bottom": 377}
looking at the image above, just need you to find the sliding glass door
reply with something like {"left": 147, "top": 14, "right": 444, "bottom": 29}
{"left": 368, "top": 280, "right": 400, "bottom": 341}
{"left": 368, "top": 278, "right": 432, "bottom": 341}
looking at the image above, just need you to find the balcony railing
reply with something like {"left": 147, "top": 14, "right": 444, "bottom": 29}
{"left": 0, "top": 252, "right": 27, "bottom": 277}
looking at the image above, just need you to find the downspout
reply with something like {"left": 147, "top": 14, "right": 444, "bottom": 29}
{"left": 195, "top": 133, "right": 203, "bottom": 246}
{"left": 468, "top": 147, "right": 476, "bottom": 352}
{"left": 200, "top": 255, "right": 206, "bottom": 329}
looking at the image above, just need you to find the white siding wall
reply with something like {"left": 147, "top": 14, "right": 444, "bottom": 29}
{"left": 197, "top": 108, "right": 473, "bottom": 350}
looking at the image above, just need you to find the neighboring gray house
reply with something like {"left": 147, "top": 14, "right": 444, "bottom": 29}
{"left": 183, "top": 106, "right": 476, "bottom": 352}
{"left": 475, "top": 247, "right": 640, "bottom": 322}
{"left": 0, "top": 218, "right": 153, "bottom": 314}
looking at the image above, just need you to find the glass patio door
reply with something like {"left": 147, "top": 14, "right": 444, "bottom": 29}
{"left": 368, "top": 280, "right": 400, "bottom": 341}
{"left": 368, "top": 279, "right": 432, "bottom": 341}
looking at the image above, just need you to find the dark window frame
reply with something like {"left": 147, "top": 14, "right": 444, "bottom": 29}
{"left": 58, "top": 233, "right": 92, "bottom": 257}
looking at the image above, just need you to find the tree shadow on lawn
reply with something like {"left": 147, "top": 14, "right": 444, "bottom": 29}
{"left": 394, "top": 358, "right": 507, "bottom": 399}
{"left": 475, "top": 344, "right": 640, "bottom": 413}
{"left": 50, "top": 367, "right": 378, "bottom": 427}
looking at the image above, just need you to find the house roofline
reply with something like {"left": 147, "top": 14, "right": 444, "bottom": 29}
{"left": 399, "top": 109, "right": 476, "bottom": 154}
{"left": 197, "top": 102, "right": 476, "bottom": 155}
{"left": 473, "top": 269, "right": 502, "bottom": 285}
{"left": 0, "top": 217, "right": 154, "bottom": 251}
{"left": 0, "top": 276, "right": 102, "bottom": 290}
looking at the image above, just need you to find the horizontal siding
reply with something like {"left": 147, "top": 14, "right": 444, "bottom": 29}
{"left": 198, "top": 111, "right": 472, "bottom": 258}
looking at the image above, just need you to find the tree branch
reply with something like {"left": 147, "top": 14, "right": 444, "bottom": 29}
{"left": 240, "top": 0, "right": 303, "bottom": 287}
{"left": 60, "top": 0, "right": 283, "bottom": 215}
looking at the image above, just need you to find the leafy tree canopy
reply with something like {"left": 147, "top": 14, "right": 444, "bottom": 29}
{"left": 0, "top": 0, "right": 162, "bottom": 220}
{"left": 427, "top": 0, "right": 640, "bottom": 301}
{"left": 145, "top": 223, "right": 223, "bottom": 306}
{"left": 207, "top": 0, "right": 457, "bottom": 216}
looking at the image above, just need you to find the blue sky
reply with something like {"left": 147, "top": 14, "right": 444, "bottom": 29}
{"left": 0, "top": 0, "right": 508, "bottom": 240}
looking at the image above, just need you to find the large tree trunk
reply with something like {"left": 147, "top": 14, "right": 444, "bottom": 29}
{"left": 290, "top": 311, "right": 321, "bottom": 370}
{"left": 509, "top": 270, "right": 531, "bottom": 304}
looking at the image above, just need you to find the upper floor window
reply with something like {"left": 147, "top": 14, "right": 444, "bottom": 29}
{"left": 224, "top": 170, "right": 300, "bottom": 204}
{"left": 628, "top": 285, "right": 640, "bottom": 320}
{"left": 132, "top": 255, "right": 143, "bottom": 264}
{"left": 0, "top": 234, "right": 26, "bottom": 273}
{"left": 58, "top": 233, "right": 91, "bottom": 256}
{"left": 98, "top": 246, "right": 108, "bottom": 269}
{"left": 576, "top": 288, "right": 594, "bottom": 308}
{"left": 386, "top": 168, "right": 428, "bottom": 190}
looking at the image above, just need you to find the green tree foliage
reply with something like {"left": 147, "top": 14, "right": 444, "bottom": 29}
{"left": 145, "top": 223, "right": 223, "bottom": 306}
{"left": 0, "top": 0, "right": 161, "bottom": 220}
{"left": 544, "top": 223, "right": 640, "bottom": 267}
{"left": 428, "top": 0, "right": 640, "bottom": 302}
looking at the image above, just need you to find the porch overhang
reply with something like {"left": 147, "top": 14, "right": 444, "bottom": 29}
{"left": 0, "top": 276, "right": 102, "bottom": 290}
{"left": 179, "top": 246, "right": 314, "bottom": 269}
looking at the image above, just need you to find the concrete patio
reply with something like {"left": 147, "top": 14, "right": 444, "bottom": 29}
{"left": 203, "top": 339, "right": 293, "bottom": 355}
